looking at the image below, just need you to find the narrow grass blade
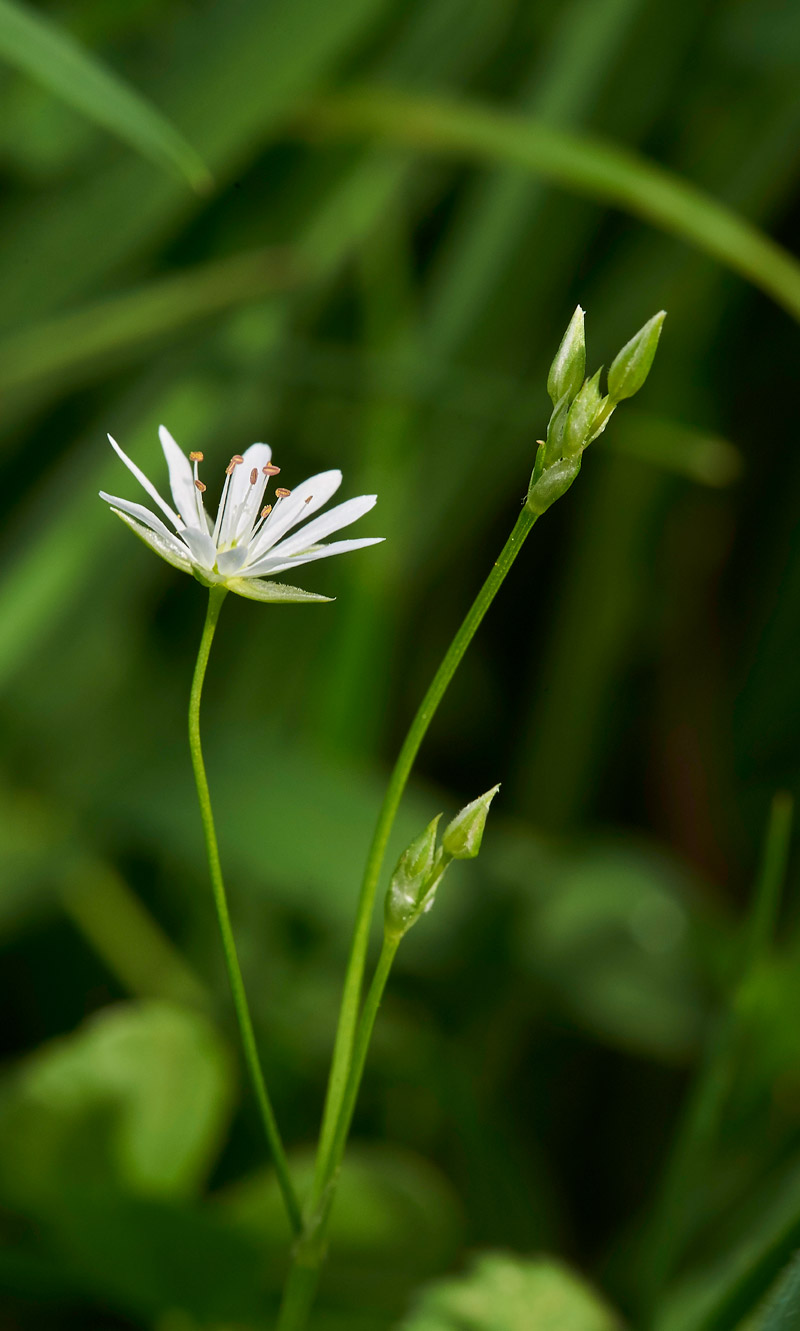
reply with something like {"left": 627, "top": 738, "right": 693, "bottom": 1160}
{"left": 0, "top": 0, "right": 211, "bottom": 190}
{"left": 743, "top": 791, "right": 794, "bottom": 978}
{"left": 301, "top": 87, "right": 800, "bottom": 323}
{"left": 0, "top": 246, "right": 309, "bottom": 406}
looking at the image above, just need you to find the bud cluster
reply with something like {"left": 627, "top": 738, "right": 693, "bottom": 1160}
{"left": 384, "top": 785, "right": 500, "bottom": 941}
{"left": 527, "top": 307, "right": 665, "bottom": 515}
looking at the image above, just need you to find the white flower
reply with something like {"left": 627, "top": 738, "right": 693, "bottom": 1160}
{"left": 100, "top": 426, "right": 383, "bottom": 603}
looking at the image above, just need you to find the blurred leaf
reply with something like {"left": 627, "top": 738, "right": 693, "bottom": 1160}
{"left": 222, "top": 1143, "right": 463, "bottom": 1276}
{"left": 499, "top": 832, "right": 709, "bottom": 1060}
{"left": 0, "top": 246, "right": 309, "bottom": 408}
{"left": 37, "top": 1191, "right": 267, "bottom": 1325}
{"left": 0, "top": 1001, "right": 233, "bottom": 1205}
{"left": 0, "top": 0, "right": 211, "bottom": 189}
{"left": 302, "top": 87, "right": 800, "bottom": 323}
{"left": 758, "top": 1251, "right": 800, "bottom": 1330}
{"left": 398, "top": 1252, "right": 623, "bottom": 1330}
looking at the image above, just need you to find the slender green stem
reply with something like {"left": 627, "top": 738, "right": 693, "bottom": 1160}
{"left": 277, "top": 936, "right": 400, "bottom": 1331}
{"left": 314, "top": 504, "right": 537, "bottom": 1198}
{"left": 189, "top": 586, "right": 302, "bottom": 1236}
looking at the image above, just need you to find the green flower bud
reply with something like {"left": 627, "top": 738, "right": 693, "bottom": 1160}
{"left": 562, "top": 369, "right": 603, "bottom": 458}
{"left": 526, "top": 455, "right": 581, "bottom": 517}
{"left": 384, "top": 814, "right": 443, "bottom": 939}
{"left": 547, "top": 306, "right": 586, "bottom": 407}
{"left": 607, "top": 311, "right": 666, "bottom": 403}
{"left": 442, "top": 784, "right": 500, "bottom": 860}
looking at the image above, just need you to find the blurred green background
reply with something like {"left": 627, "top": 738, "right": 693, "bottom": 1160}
{"left": 1, "top": 0, "right": 800, "bottom": 1327}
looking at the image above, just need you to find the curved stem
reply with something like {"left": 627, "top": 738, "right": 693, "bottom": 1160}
{"left": 277, "top": 936, "right": 399, "bottom": 1331}
{"left": 314, "top": 504, "right": 537, "bottom": 1197}
{"left": 189, "top": 586, "right": 302, "bottom": 1236}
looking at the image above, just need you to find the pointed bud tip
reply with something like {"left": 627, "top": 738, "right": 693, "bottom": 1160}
{"left": 547, "top": 305, "right": 587, "bottom": 407}
{"left": 442, "top": 783, "right": 501, "bottom": 860}
{"left": 607, "top": 309, "right": 666, "bottom": 403}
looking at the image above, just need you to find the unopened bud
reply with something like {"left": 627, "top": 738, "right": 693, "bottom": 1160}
{"left": 384, "top": 815, "right": 443, "bottom": 939}
{"left": 527, "top": 455, "right": 581, "bottom": 517}
{"left": 547, "top": 306, "right": 586, "bottom": 407}
{"left": 442, "top": 785, "right": 500, "bottom": 860}
{"left": 562, "top": 369, "right": 604, "bottom": 458}
{"left": 607, "top": 311, "right": 666, "bottom": 403}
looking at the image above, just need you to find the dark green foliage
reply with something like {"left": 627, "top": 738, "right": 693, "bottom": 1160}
{"left": 1, "top": 0, "right": 800, "bottom": 1327}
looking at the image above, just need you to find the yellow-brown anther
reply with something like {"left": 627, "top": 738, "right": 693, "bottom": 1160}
{"left": 305, "top": 495, "right": 313, "bottom": 503}
{"left": 225, "top": 454, "right": 244, "bottom": 476}
{"left": 275, "top": 487, "right": 291, "bottom": 498}
{"left": 250, "top": 468, "right": 258, "bottom": 485}
{"left": 189, "top": 451, "right": 204, "bottom": 462}
{"left": 262, "top": 463, "right": 280, "bottom": 476}
{"left": 261, "top": 504, "right": 272, "bottom": 518}
{"left": 194, "top": 480, "right": 207, "bottom": 492}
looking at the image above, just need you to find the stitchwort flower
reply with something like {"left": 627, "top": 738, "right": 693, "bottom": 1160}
{"left": 100, "top": 426, "right": 383, "bottom": 602}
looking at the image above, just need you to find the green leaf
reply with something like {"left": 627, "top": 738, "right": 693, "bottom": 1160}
{"left": 399, "top": 1252, "right": 623, "bottom": 1330}
{"left": 302, "top": 87, "right": 800, "bottom": 325}
{"left": 0, "top": 246, "right": 309, "bottom": 408}
{"left": 759, "top": 1252, "right": 800, "bottom": 1330}
{"left": 0, "top": 1001, "right": 234, "bottom": 1206}
{"left": 0, "top": 0, "right": 211, "bottom": 190}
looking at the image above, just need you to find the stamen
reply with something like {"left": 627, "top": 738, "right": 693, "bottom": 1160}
{"left": 189, "top": 451, "right": 204, "bottom": 462}
{"left": 275, "top": 487, "right": 291, "bottom": 498}
{"left": 195, "top": 480, "right": 207, "bottom": 492}
{"left": 261, "top": 504, "right": 272, "bottom": 518}
{"left": 250, "top": 468, "right": 258, "bottom": 485}
{"left": 262, "top": 463, "right": 281, "bottom": 476}
{"left": 304, "top": 495, "right": 313, "bottom": 504}
{"left": 225, "top": 454, "right": 245, "bottom": 475}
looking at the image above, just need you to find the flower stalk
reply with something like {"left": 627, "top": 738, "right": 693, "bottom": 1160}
{"left": 189, "top": 586, "right": 302, "bottom": 1235}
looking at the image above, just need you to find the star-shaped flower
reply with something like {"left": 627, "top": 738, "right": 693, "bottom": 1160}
{"left": 100, "top": 427, "right": 382, "bottom": 602}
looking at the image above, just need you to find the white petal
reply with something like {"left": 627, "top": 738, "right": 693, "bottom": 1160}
{"left": 107, "top": 433, "right": 181, "bottom": 529}
{"left": 180, "top": 525, "right": 218, "bottom": 570}
{"left": 225, "top": 576, "right": 333, "bottom": 604}
{"left": 247, "top": 470, "right": 342, "bottom": 560}
{"left": 109, "top": 508, "right": 192, "bottom": 573}
{"left": 216, "top": 545, "right": 249, "bottom": 576}
{"left": 260, "top": 494, "right": 377, "bottom": 562}
{"left": 218, "top": 442, "right": 273, "bottom": 548}
{"left": 100, "top": 491, "right": 180, "bottom": 546}
{"left": 159, "top": 424, "right": 201, "bottom": 529}
{"left": 242, "top": 536, "right": 384, "bottom": 579}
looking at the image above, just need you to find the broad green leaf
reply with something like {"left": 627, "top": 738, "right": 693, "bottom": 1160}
{"left": 0, "top": 0, "right": 211, "bottom": 190}
{"left": 0, "top": 1001, "right": 233, "bottom": 1205}
{"left": 398, "top": 1252, "right": 622, "bottom": 1330}
{"left": 301, "top": 87, "right": 800, "bottom": 325}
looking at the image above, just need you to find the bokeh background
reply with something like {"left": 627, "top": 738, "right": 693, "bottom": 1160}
{"left": 1, "top": 0, "right": 800, "bottom": 1327}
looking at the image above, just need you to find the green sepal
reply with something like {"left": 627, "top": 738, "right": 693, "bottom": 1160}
{"left": 547, "top": 306, "right": 585, "bottom": 407}
{"left": 543, "top": 389, "right": 572, "bottom": 465}
{"left": 384, "top": 815, "right": 444, "bottom": 940}
{"left": 562, "top": 368, "right": 604, "bottom": 458}
{"left": 224, "top": 577, "right": 333, "bottom": 604}
{"left": 442, "top": 784, "right": 500, "bottom": 860}
{"left": 607, "top": 311, "right": 666, "bottom": 402}
{"left": 526, "top": 455, "right": 582, "bottom": 517}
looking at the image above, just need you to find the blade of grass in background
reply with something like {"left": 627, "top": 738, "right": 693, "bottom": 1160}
{"left": 0, "top": 0, "right": 211, "bottom": 190}
{"left": 642, "top": 793, "right": 794, "bottom": 1319}
{"left": 302, "top": 86, "right": 800, "bottom": 323}
{"left": 317, "top": 0, "right": 652, "bottom": 753}
{"left": 0, "top": 0, "right": 393, "bottom": 331}
{"left": 0, "top": 246, "right": 310, "bottom": 410}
